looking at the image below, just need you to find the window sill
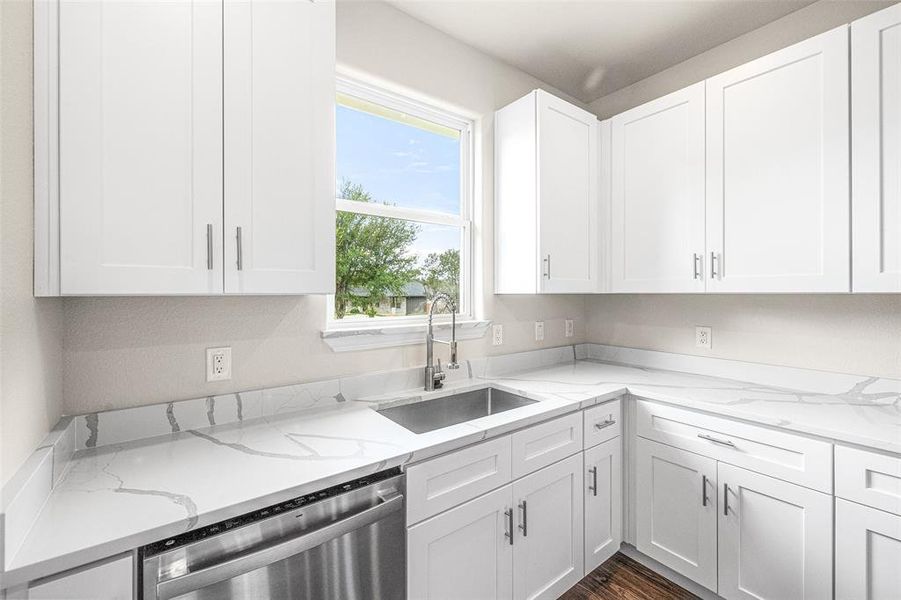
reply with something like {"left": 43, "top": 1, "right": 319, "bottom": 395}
{"left": 322, "top": 319, "right": 491, "bottom": 352}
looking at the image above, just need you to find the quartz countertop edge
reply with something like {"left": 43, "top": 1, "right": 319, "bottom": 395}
{"left": 3, "top": 357, "right": 898, "bottom": 588}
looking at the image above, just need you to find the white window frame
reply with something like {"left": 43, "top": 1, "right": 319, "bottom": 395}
{"left": 326, "top": 77, "right": 475, "bottom": 331}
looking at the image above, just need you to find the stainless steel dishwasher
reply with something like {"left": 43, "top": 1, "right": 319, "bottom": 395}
{"left": 140, "top": 468, "right": 405, "bottom": 600}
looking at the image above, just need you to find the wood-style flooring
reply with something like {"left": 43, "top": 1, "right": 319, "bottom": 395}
{"left": 559, "top": 552, "right": 699, "bottom": 600}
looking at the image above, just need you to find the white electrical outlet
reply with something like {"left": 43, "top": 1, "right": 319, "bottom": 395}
{"left": 535, "top": 321, "right": 545, "bottom": 342}
{"left": 492, "top": 324, "right": 504, "bottom": 346}
{"left": 695, "top": 326, "right": 712, "bottom": 349}
{"left": 206, "top": 347, "right": 232, "bottom": 382}
{"left": 565, "top": 319, "right": 574, "bottom": 338}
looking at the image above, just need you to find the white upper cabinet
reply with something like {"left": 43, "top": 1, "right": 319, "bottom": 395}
{"left": 37, "top": 0, "right": 335, "bottom": 296}
{"left": 57, "top": 0, "right": 224, "bottom": 295}
{"left": 610, "top": 83, "right": 706, "bottom": 293}
{"left": 705, "top": 27, "right": 850, "bottom": 293}
{"left": 495, "top": 90, "right": 600, "bottom": 294}
{"left": 224, "top": 0, "right": 335, "bottom": 295}
{"left": 852, "top": 4, "right": 901, "bottom": 293}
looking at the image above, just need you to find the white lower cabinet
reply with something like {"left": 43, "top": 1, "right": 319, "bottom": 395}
{"left": 583, "top": 438, "right": 622, "bottom": 573}
{"left": 512, "top": 453, "right": 584, "bottom": 600}
{"left": 717, "top": 463, "right": 833, "bottom": 600}
{"left": 408, "top": 486, "right": 514, "bottom": 600}
{"left": 836, "top": 499, "right": 901, "bottom": 600}
{"left": 635, "top": 438, "right": 718, "bottom": 591}
{"left": 26, "top": 554, "right": 133, "bottom": 600}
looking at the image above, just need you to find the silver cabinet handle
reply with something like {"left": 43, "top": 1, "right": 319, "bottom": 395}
{"left": 701, "top": 474, "right": 709, "bottom": 507}
{"left": 543, "top": 255, "right": 551, "bottom": 279}
{"left": 588, "top": 466, "right": 598, "bottom": 497}
{"left": 723, "top": 483, "right": 730, "bottom": 516}
{"left": 697, "top": 432, "right": 735, "bottom": 447}
{"left": 236, "top": 226, "right": 244, "bottom": 271}
{"left": 710, "top": 252, "right": 721, "bottom": 279}
{"left": 693, "top": 253, "right": 702, "bottom": 280}
{"left": 594, "top": 417, "right": 616, "bottom": 430}
{"left": 156, "top": 493, "right": 402, "bottom": 600}
{"left": 504, "top": 508, "right": 514, "bottom": 545}
{"left": 518, "top": 500, "right": 528, "bottom": 537}
{"left": 206, "top": 224, "right": 213, "bottom": 270}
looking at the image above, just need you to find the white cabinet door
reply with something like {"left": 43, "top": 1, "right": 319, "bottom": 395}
{"left": 610, "top": 83, "right": 706, "bottom": 293}
{"left": 224, "top": 0, "right": 335, "bottom": 294}
{"left": 852, "top": 4, "right": 901, "bottom": 292}
{"left": 537, "top": 91, "right": 599, "bottom": 293}
{"left": 584, "top": 438, "right": 622, "bottom": 574}
{"left": 635, "top": 438, "right": 717, "bottom": 592}
{"left": 717, "top": 463, "right": 832, "bottom": 600}
{"left": 27, "top": 554, "right": 133, "bottom": 600}
{"left": 705, "top": 27, "right": 850, "bottom": 293}
{"left": 836, "top": 499, "right": 901, "bottom": 600}
{"left": 58, "top": 0, "right": 223, "bottom": 295}
{"left": 408, "top": 485, "right": 514, "bottom": 600}
{"left": 512, "top": 453, "right": 584, "bottom": 600}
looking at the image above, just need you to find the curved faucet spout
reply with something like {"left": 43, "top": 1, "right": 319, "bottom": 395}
{"left": 425, "top": 293, "right": 460, "bottom": 391}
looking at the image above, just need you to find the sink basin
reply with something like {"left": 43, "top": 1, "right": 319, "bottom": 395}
{"left": 377, "top": 387, "right": 537, "bottom": 434}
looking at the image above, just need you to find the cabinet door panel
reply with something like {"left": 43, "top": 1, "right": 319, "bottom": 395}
{"left": 27, "top": 554, "right": 133, "bottom": 600}
{"left": 852, "top": 4, "right": 901, "bottom": 292}
{"left": 408, "top": 485, "right": 513, "bottom": 600}
{"left": 717, "top": 463, "right": 832, "bottom": 600}
{"left": 610, "top": 83, "right": 706, "bottom": 293}
{"left": 537, "top": 91, "right": 599, "bottom": 293}
{"left": 224, "top": 0, "right": 335, "bottom": 294}
{"left": 635, "top": 438, "right": 718, "bottom": 592}
{"left": 59, "top": 0, "right": 223, "bottom": 294}
{"left": 584, "top": 438, "right": 622, "bottom": 573}
{"left": 706, "top": 27, "right": 849, "bottom": 292}
{"left": 512, "top": 454, "right": 584, "bottom": 600}
{"left": 836, "top": 499, "right": 901, "bottom": 600}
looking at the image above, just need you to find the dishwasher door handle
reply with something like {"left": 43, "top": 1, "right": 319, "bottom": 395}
{"left": 155, "top": 493, "right": 404, "bottom": 600}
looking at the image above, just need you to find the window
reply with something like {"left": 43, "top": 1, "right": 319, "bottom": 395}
{"left": 330, "top": 79, "right": 473, "bottom": 325}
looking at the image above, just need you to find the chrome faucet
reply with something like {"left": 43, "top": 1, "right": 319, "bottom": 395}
{"left": 425, "top": 292, "right": 459, "bottom": 391}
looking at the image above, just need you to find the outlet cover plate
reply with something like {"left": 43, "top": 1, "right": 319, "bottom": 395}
{"left": 207, "top": 347, "right": 232, "bottom": 382}
{"left": 535, "top": 321, "right": 545, "bottom": 342}
{"left": 565, "top": 319, "right": 574, "bottom": 338}
{"left": 492, "top": 325, "right": 504, "bottom": 346}
{"left": 695, "top": 326, "right": 712, "bottom": 349}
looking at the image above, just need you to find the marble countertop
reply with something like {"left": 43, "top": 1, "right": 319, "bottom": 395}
{"left": 5, "top": 354, "right": 899, "bottom": 587}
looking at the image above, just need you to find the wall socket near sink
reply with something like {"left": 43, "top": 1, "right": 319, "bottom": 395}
{"left": 207, "top": 347, "right": 232, "bottom": 381}
{"left": 565, "top": 319, "right": 574, "bottom": 338}
{"left": 492, "top": 324, "right": 504, "bottom": 346}
{"left": 534, "top": 321, "right": 545, "bottom": 342}
{"left": 695, "top": 326, "right": 712, "bottom": 349}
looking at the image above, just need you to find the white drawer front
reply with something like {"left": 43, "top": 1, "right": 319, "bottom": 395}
{"left": 511, "top": 412, "right": 583, "bottom": 479}
{"left": 836, "top": 445, "right": 901, "bottom": 516}
{"left": 583, "top": 399, "right": 622, "bottom": 448}
{"left": 636, "top": 400, "right": 832, "bottom": 493}
{"left": 406, "top": 436, "right": 513, "bottom": 524}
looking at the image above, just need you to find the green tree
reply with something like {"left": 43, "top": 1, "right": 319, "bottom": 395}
{"left": 335, "top": 180, "right": 420, "bottom": 319}
{"left": 420, "top": 249, "right": 460, "bottom": 306}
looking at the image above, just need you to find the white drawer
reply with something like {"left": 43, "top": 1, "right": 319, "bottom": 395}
{"left": 511, "top": 412, "right": 583, "bottom": 479}
{"left": 406, "top": 435, "right": 512, "bottom": 524}
{"left": 836, "top": 445, "right": 901, "bottom": 516}
{"left": 636, "top": 400, "right": 832, "bottom": 493}
{"left": 583, "top": 399, "right": 621, "bottom": 448}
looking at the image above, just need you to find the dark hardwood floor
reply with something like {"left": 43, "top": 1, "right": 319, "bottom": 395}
{"left": 559, "top": 553, "right": 699, "bottom": 600}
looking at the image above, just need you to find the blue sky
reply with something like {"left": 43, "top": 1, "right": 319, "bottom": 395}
{"left": 336, "top": 104, "right": 461, "bottom": 258}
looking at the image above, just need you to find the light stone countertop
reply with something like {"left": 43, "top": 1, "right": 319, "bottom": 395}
{"left": 4, "top": 353, "right": 899, "bottom": 588}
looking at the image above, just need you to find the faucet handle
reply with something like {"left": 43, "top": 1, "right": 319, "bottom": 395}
{"left": 436, "top": 358, "right": 443, "bottom": 374}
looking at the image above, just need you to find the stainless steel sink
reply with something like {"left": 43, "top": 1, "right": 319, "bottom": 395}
{"left": 377, "top": 387, "right": 537, "bottom": 434}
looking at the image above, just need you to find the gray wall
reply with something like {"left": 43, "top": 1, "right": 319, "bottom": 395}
{"left": 586, "top": 0, "right": 901, "bottom": 379}
{"left": 1, "top": 0, "right": 64, "bottom": 486}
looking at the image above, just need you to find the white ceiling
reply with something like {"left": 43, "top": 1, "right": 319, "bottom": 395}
{"left": 385, "top": 0, "right": 816, "bottom": 103}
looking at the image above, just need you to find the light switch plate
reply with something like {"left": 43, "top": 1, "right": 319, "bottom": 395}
{"left": 695, "top": 326, "right": 712, "bottom": 349}
{"left": 534, "top": 321, "right": 545, "bottom": 342}
{"left": 565, "top": 319, "right": 574, "bottom": 338}
{"left": 207, "top": 347, "right": 232, "bottom": 381}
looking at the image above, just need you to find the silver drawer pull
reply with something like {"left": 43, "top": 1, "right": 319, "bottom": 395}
{"left": 504, "top": 508, "right": 514, "bottom": 545}
{"left": 206, "top": 224, "right": 213, "bottom": 270}
{"left": 698, "top": 432, "right": 735, "bottom": 447}
{"left": 594, "top": 418, "right": 616, "bottom": 430}
{"left": 723, "top": 483, "right": 730, "bottom": 516}
{"left": 518, "top": 500, "right": 528, "bottom": 537}
{"left": 701, "top": 474, "right": 709, "bottom": 507}
{"left": 588, "top": 466, "right": 598, "bottom": 497}
{"left": 236, "top": 226, "right": 244, "bottom": 271}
